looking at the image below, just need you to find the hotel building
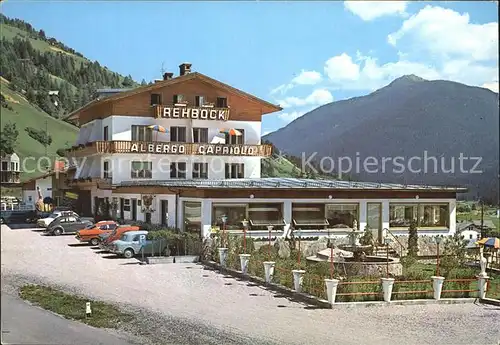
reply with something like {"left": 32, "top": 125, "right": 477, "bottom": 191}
{"left": 64, "top": 63, "right": 465, "bottom": 241}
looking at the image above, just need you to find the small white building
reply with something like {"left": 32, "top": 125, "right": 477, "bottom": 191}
{"left": 0, "top": 152, "right": 21, "bottom": 184}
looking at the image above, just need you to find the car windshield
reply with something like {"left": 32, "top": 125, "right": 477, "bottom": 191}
{"left": 48, "top": 213, "right": 59, "bottom": 218}
{"left": 84, "top": 223, "right": 95, "bottom": 229}
{"left": 120, "top": 233, "right": 129, "bottom": 240}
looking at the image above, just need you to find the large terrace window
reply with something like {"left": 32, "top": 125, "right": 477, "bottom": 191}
{"left": 292, "top": 203, "right": 328, "bottom": 229}
{"left": 131, "top": 125, "right": 153, "bottom": 141}
{"left": 212, "top": 204, "right": 246, "bottom": 230}
{"left": 326, "top": 204, "right": 358, "bottom": 228}
{"left": 130, "top": 161, "right": 152, "bottom": 179}
{"left": 389, "top": 203, "right": 449, "bottom": 228}
{"left": 248, "top": 203, "right": 284, "bottom": 229}
{"left": 183, "top": 201, "right": 201, "bottom": 234}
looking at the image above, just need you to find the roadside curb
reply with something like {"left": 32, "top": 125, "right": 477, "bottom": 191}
{"left": 480, "top": 298, "right": 500, "bottom": 307}
{"left": 201, "top": 260, "right": 332, "bottom": 309}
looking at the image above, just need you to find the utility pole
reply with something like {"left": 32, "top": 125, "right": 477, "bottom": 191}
{"left": 480, "top": 199, "right": 485, "bottom": 238}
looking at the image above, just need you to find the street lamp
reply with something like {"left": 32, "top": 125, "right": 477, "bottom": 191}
{"left": 384, "top": 237, "right": 392, "bottom": 278}
{"left": 435, "top": 236, "right": 443, "bottom": 276}
{"left": 242, "top": 219, "right": 249, "bottom": 254}
{"left": 267, "top": 225, "right": 274, "bottom": 259}
{"left": 221, "top": 215, "right": 228, "bottom": 247}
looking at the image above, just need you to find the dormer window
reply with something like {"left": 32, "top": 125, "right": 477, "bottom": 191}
{"left": 216, "top": 97, "right": 227, "bottom": 108}
{"left": 151, "top": 93, "right": 161, "bottom": 106}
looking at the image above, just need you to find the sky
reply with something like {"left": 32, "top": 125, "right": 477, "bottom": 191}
{"left": 2, "top": 1, "right": 498, "bottom": 136}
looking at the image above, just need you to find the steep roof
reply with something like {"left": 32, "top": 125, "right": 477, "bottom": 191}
{"left": 65, "top": 72, "right": 282, "bottom": 123}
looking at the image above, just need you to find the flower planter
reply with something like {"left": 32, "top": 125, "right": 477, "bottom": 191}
{"left": 292, "top": 270, "right": 306, "bottom": 293}
{"left": 324, "top": 279, "right": 340, "bottom": 305}
{"left": 218, "top": 248, "right": 228, "bottom": 267}
{"left": 263, "top": 261, "right": 275, "bottom": 283}
{"left": 431, "top": 276, "right": 445, "bottom": 300}
{"left": 239, "top": 254, "right": 251, "bottom": 275}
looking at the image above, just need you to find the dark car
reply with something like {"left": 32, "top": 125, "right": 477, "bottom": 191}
{"left": 1, "top": 210, "right": 38, "bottom": 225}
{"left": 44, "top": 215, "right": 94, "bottom": 236}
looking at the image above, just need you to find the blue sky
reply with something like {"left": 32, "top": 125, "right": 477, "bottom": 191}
{"left": 2, "top": 1, "right": 498, "bottom": 135}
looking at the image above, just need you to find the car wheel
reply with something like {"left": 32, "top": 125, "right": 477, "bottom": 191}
{"left": 90, "top": 238, "right": 99, "bottom": 246}
{"left": 53, "top": 228, "right": 62, "bottom": 236}
{"left": 123, "top": 248, "right": 134, "bottom": 259}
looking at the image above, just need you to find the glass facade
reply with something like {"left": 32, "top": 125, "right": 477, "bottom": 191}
{"left": 325, "top": 204, "right": 358, "bottom": 228}
{"left": 212, "top": 204, "right": 246, "bottom": 230}
{"left": 183, "top": 201, "right": 201, "bottom": 233}
{"left": 247, "top": 203, "right": 283, "bottom": 228}
{"left": 389, "top": 203, "right": 449, "bottom": 228}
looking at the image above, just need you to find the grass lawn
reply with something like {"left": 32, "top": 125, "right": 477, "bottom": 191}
{"left": 1, "top": 79, "right": 78, "bottom": 181}
{"left": 19, "top": 285, "right": 134, "bottom": 329}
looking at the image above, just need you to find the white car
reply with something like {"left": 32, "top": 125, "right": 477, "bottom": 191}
{"left": 37, "top": 211, "right": 77, "bottom": 228}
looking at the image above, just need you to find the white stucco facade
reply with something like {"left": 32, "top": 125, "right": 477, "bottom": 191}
{"left": 22, "top": 176, "right": 53, "bottom": 204}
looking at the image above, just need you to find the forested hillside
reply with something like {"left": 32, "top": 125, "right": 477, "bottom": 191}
{"left": 0, "top": 14, "right": 137, "bottom": 119}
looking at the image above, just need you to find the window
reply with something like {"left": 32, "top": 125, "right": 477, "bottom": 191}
{"left": 195, "top": 95, "right": 204, "bottom": 106}
{"left": 131, "top": 161, "right": 153, "bottom": 179}
{"left": 10, "top": 162, "right": 15, "bottom": 171}
{"left": 28, "top": 196, "right": 33, "bottom": 202}
{"left": 150, "top": 93, "right": 161, "bottom": 106}
{"left": 170, "top": 162, "right": 186, "bottom": 178}
{"left": 1, "top": 162, "right": 7, "bottom": 171}
{"left": 124, "top": 199, "right": 131, "bottom": 212}
{"left": 225, "top": 163, "right": 244, "bottom": 179}
{"left": 216, "top": 97, "right": 227, "bottom": 108}
{"left": 248, "top": 203, "right": 284, "bottom": 228}
{"left": 193, "top": 128, "right": 208, "bottom": 143}
{"left": 108, "top": 223, "right": 118, "bottom": 230}
{"left": 103, "top": 126, "right": 109, "bottom": 141}
{"left": 225, "top": 129, "right": 244, "bottom": 145}
{"left": 170, "top": 126, "right": 186, "bottom": 142}
{"left": 389, "top": 203, "right": 449, "bottom": 228}
{"left": 173, "top": 94, "right": 184, "bottom": 104}
{"left": 103, "top": 160, "right": 111, "bottom": 179}
{"left": 212, "top": 204, "right": 246, "bottom": 230}
{"left": 292, "top": 203, "right": 328, "bottom": 228}
{"left": 131, "top": 125, "right": 153, "bottom": 141}
{"left": 192, "top": 163, "right": 208, "bottom": 179}
{"left": 326, "top": 204, "right": 359, "bottom": 228}
{"left": 469, "top": 234, "right": 473, "bottom": 239}
{"left": 183, "top": 201, "right": 201, "bottom": 233}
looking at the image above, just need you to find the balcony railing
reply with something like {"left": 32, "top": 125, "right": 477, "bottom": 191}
{"left": 66, "top": 177, "right": 112, "bottom": 189}
{"left": 66, "top": 141, "right": 272, "bottom": 157}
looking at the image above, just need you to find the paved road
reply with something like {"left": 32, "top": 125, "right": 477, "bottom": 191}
{"left": 2, "top": 225, "right": 500, "bottom": 345}
{"left": 1, "top": 293, "right": 141, "bottom": 345}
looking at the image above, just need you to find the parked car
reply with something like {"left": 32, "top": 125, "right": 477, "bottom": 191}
{"left": 37, "top": 210, "right": 78, "bottom": 228}
{"left": 98, "top": 225, "right": 141, "bottom": 251}
{"left": 109, "top": 230, "right": 169, "bottom": 258}
{"left": 75, "top": 220, "right": 119, "bottom": 245}
{"left": 1, "top": 210, "right": 38, "bottom": 225}
{"left": 44, "top": 215, "right": 94, "bottom": 236}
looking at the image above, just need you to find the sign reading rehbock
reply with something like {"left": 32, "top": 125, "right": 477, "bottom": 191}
{"left": 158, "top": 106, "right": 229, "bottom": 121}
{"left": 130, "top": 143, "right": 259, "bottom": 156}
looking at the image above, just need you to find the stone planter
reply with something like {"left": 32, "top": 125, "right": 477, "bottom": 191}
{"left": 218, "top": 248, "right": 228, "bottom": 267}
{"left": 431, "top": 276, "right": 445, "bottom": 300}
{"left": 381, "top": 277, "right": 395, "bottom": 302}
{"left": 239, "top": 254, "right": 251, "bottom": 275}
{"left": 263, "top": 261, "right": 275, "bottom": 283}
{"left": 292, "top": 270, "right": 305, "bottom": 293}
{"left": 324, "top": 279, "right": 340, "bottom": 305}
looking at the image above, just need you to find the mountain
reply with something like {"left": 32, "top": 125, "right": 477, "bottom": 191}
{"left": 264, "top": 76, "right": 499, "bottom": 202}
{"left": 0, "top": 15, "right": 310, "bottom": 183}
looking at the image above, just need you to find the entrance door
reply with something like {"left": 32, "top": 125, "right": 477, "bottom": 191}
{"left": 131, "top": 199, "right": 137, "bottom": 221}
{"left": 161, "top": 200, "right": 168, "bottom": 226}
{"left": 119, "top": 198, "right": 124, "bottom": 220}
{"left": 367, "top": 203, "right": 382, "bottom": 244}
{"left": 145, "top": 212, "right": 152, "bottom": 224}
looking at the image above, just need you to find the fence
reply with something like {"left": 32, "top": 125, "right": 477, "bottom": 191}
{"left": 211, "top": 232, "right": 498, "bottom": 305}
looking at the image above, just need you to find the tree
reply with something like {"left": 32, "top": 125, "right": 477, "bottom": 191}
{"left": 407, "top": 220, "right": 419, "bottom": 257}
{"left": 39, "top": 29, "right": 46, "bottom": 39}
{"left": 122, "top": 75, "right": 134, "bottom": 87}
{"left": 140, "top": 79, "right": 148, "bottom": 86}
{"left": 0, "top": 122, "right": 19, "bottom": 155}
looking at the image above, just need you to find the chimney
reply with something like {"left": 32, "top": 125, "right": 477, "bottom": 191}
{"left": 179, "top": 63, "right": 192, "bottom": 76}
{"left": 163, "top": 72, "right": 174, "bottom": 80}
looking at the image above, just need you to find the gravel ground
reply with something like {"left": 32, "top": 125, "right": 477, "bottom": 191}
{"left": 2, "top": 225, "right": 500, "bottom": 345}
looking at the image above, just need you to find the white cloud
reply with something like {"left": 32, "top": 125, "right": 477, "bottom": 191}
{"left": 344, "top": 1, "right": 408, "bottom": 21}
{"left": 270, "top": 70, "right": 322, "bottom": 95}
{"left": 324, "top": 53, "right": 360, "bottom": 81}
{"left": 482, "top": 81, "right": 499, "bottom": 93}
{"left": 388, "top": 5, "right": 498, "bottom": 62}
{"left": 278, "top": 89, "right": 333, "bottom": 108}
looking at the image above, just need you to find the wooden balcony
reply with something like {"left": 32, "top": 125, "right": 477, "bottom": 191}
{"left": 0, "top": 171, "right": 21, "bottom": 185}
{"left": 66, "top": 141, "right": 272, "bottom": 157}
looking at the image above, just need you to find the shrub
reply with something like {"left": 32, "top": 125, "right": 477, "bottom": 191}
{"left": 360, "top": 226, "right": 374, "bottom": 246}
{"left": 25, "top": 126, "right": 52, "bottom": 146}
{"left": 407, "top": 220, "right": 419, "bottom": 257}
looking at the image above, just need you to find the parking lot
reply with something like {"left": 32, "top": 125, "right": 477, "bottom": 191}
{"left": 2, "top": 224, "right": 500, "bottom": 345}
